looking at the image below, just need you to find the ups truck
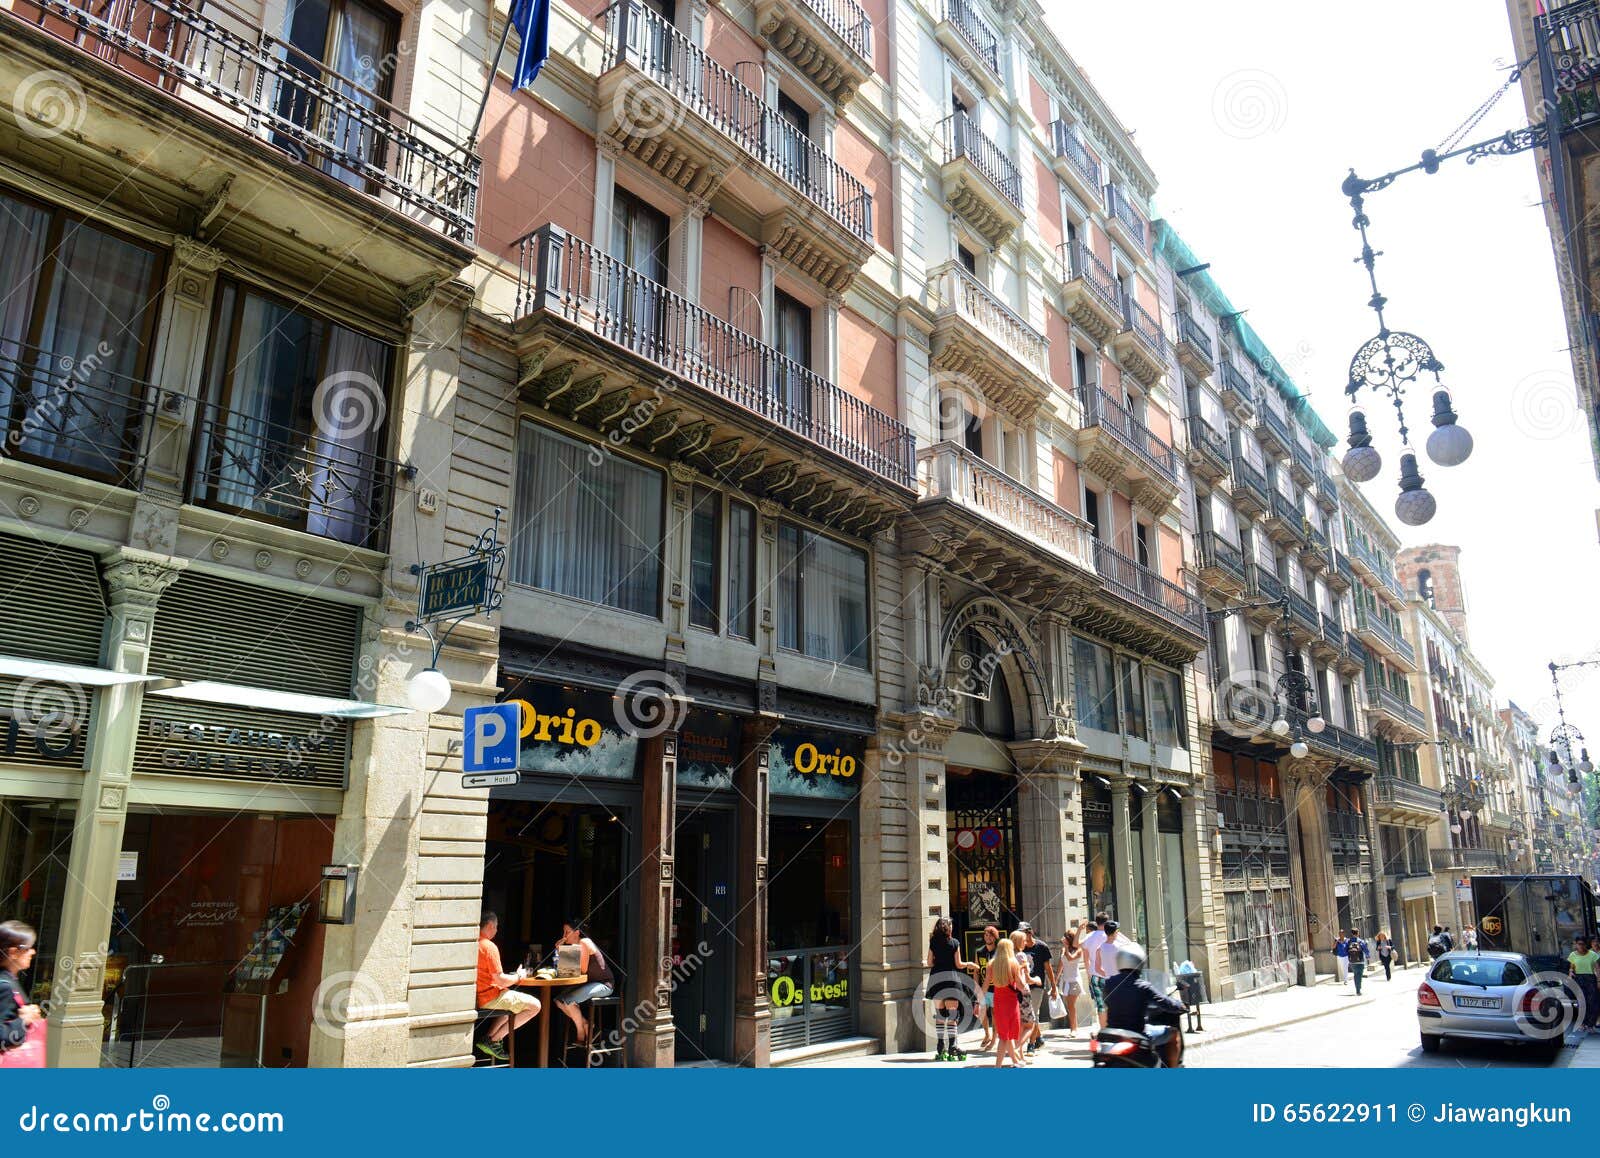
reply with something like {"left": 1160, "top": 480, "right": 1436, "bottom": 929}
{"left": 1470, "top": 874, "right": 1598, "bottom": 973}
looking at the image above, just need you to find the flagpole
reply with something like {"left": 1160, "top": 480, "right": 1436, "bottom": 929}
{"left": 466, "top": 0, "right": 516, "bottom": 150}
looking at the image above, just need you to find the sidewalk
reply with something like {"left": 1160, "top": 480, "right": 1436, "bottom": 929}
{"left": 801, "top": 963, "right": 1428, "bottom": 1068}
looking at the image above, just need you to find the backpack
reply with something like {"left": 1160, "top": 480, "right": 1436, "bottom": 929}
{"left": 1427, "top": 934, "right": 1446, "bottom": 958}
{"left": 1346, "top": 939, "right": 1365, "bottom": 963}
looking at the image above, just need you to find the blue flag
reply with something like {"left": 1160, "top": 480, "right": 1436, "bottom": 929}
{"left": 509, "top": 0, "right": 550, "bottom": 91}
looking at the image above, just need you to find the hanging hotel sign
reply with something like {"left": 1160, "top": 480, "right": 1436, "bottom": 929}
{"left": 418, "top": 557, "right": 492, "bottom": 620}
{"left": 677, "top": 709, "right": 739, "bottom": 790}
{"left": 769, "top": 726, "right": 865, "bottom": 800}
{"left": 133, "top": 701, "right": 350, "bottom": 789}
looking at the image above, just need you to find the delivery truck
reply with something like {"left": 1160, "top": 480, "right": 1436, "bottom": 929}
{"left": 1470, "top": 874, "right": 1598, "bottom": 973}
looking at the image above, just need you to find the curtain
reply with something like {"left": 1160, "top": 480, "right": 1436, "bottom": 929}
{"left": 1072, "top": 636, "right": 1113, "bottom": 732}
{"left": 726, "top": 502, "right": 755, "bottom": 640}
{"left": 1148, "top": 669, "right": 1184, "bottom": 747}
{"left": 688, "top": 485, "right": 719, "bottom": 629}
{"left": 325, "top": 0, "right": 389, "bottom": 189}
{"left": 511, "top": 422, "right": 663, "bottom": 616}
{"left": 307, "top": 324, "right": 388, "bottom": 544}
{"left": 775, "top": 524, "right": 867, "bottom": 668}
{"left": 19, "top": 220, "right": 157, "bottom": 475}
{"left": 1118, "top": 656, "right": 1145, "bottom": 739}
{"left": 0, "top": 193, "right": 50, "bottom": 438}
{"left": 776, "top": 523, "right": 800, "bottom": 652}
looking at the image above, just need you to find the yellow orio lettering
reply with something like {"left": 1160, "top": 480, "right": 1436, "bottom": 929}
{"left": 793, "top": 742, "right": 855, "bottom": 777}
{"left": 574, "top": 719, "right": 602, "bottom": 747}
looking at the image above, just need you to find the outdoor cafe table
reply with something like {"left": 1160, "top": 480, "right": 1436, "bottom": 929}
{"left": 512, "top": 975, "right": 588, "bottom": 1067}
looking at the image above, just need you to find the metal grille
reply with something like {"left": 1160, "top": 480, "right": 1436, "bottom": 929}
{"left": 0, "top": 532, "right": 106, "bottom": 664}
{"left": 151, "top": 571, "right": 360, "bottom": 698}
{"left": 132, "top": 699, "right": 349, "bottom": 789}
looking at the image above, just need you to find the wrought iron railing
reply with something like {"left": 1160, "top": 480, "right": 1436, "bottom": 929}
{"left": 1286, "top": 589, "right": 1319, "bottom": 633}
{"left": 1092, "top": 539, "right": 1204, "bottom": 634}
{"left": 188, "top": 399, "right": 396, "bottom": 549}
{"left": 1539, "top": 0, "right": 1600, "bottom": 132}
{"left": 1061, "top": 240, "right": 1120, "bottom": 314}
{"left": 932, "top": 263, "right": 1048, "bottom": 380}
{"left": 1336, "top": 551, "right": 1356, "bottom": 584}
{"left": 941, "top": 111, "right": 1023, "bottom": 207}
{"left": 1345, "top": 633, "right": 1368, "bottom": 669}
{"left": 603, "top": 2, "right": 872, "bottom": 241}
{"left": 1320, "top": 613, "right": 1343, "bottom": 650}
{"left": 1348, "top": 537, "right": 1404, "bottom": 599}
{"left": 1270, "top": 491, "right": 1305, "bottom": 535}
{"left": 797, "top": 0, "right": 873, "bottom": 63}
{"left": 942, "top": 0, "right": 1000, "bottom": 74}
{"left": 1176, "top": 311, "right": 1213, "bottom": 361}
{"left": 1248, "top": 564, "right": 1283, "bottom": 603}
{"left": 1316, "top": 471, "right": 1339, "bottom": 507}
{"left": 12, "top": 0, "right": 480, "bottom": 242}
{"left": 1187, "top": 415, "right": 1229, "bottom": 468}
{"left": 1354, "top": 606, "right": 1414, "bottom": 666}
{"left": 1122, "top": 295, "right": 1168, "bottom": 356}
{"left": 1077, "top": 386, "right": 1177, "bottom": 482}
{"left": 1290, "top": 441, "right": 1315, "bottom": 479}
{"left": 1050, "top": 119, "right": 1100, "bottom": 190}
{"left": 1197, "top": 531, "right": 1247, "bottom": 583}
{"left": 1367, "top": 683, "right": 1426, "bottom": 731}
{"left": 1304, "top": 524, "right": 1329, "bottom": 560}
{"left": 1220, "top": 360, "right": 1254, "bottom": 405}
{"left": 514, "top": 224, "right": 916, "bottom": 488}
{"left": 1258, "top": 400, "right": 1294, "bottom": 448}
{"left": 918, "top": 442, "right": 1096, "bottom": 573}
{"left": 1230, "top": 454, "right": 1270, "bottom": 507}
{"left": 1104, "top": 183, "right": 1148, "bottom": 251}
{"left": 1430, "top": 846, "right": 1502, "bottom": 872}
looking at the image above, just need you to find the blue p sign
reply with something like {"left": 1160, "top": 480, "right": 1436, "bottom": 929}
{"left": 463, "top": 703, "right": 521, "bottom": 773}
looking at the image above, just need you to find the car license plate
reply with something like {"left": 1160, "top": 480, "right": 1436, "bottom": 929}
{"left": 1455, "top": 996, "right": 1498, "bottom": 1009}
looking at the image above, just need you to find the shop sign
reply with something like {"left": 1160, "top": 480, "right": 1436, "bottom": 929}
{"left": 769, "top": 972, "right": 848, "bottom": 1009}
{"left": 677, "top": 709, "right": 739, "bottom": 790}
{"left": 418, "top": 557, "right": 491, "bottom": 619}
{"left": 0, "top": 714, "right": 82, "bottom": 766}
{"left": 769, "top": 726, "right": 866, "bottom": 800}
{"left": 117, "top": 851, "right": 138, "bottom": 882}
{"left": 133, "top": 702, "right": 350, "bottom": 789}
{"left": 502, "top": 681, "right": 638, "bottom": 781}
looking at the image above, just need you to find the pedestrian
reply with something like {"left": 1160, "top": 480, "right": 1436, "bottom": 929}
{"left": 1333, "top": 931, "right": 1349, "bottom": 984}
{"left": 970, "top": 924, "right": 1000, "bottom": 1051}
{"left": 925, "top": 917, "right": 968, "bottom": 1062}
{"left": 1427, "top": 924, "right": 1450, "bottom": 960}
{"left": 1092, "top": 918, "right": 1131, "bottom": 1031}
{"left": 1462, "top": 925, "right": 1478, "bottom": 951}
{"left": 1442, "top": 925, "right": 1454, "bottom": 952}
{"left": 1375, "top": 931, "right": 1395, "bottom": 981}
{"left": 1346, "top": 929, "right": 1368, "bottom": 995}
{"left": 1018, "top": 922, "right": 1055, "bottom": 1055}
{"left": 988, "top": 937, "right": 1025, "bottom": 1068}
{"left": 1567, "top": 936, "right": 1600, "bottom": 1032}
{"left": 1081, "top": 912, "right": 1110, "bottom": 1029}
{"left": 1009, "top": 930, "right": 1038, "bottom": 1064}
{"left": 1058, "top": 925, "right": 1085, "bottom": 1038}
{"left": 0, "top": 921, "right": 44, "bottom": 1068}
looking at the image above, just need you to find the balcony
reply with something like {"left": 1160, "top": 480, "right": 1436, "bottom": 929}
{"left": 1540, "top": 1, "right": 1600, "bottom": 134}
{"left": 1196, "top": 531, "right": 1249, "bottom": 597}
{"left": 1050, "top": 120, "right": 1102, "bottom": 207}
{"left": 1348, "top": 538, "right": 1405, "bottom": 604}
{"left": 908, "top": 442, "right": 1098, "bottom": 602}
{"left": 600, "top": 1, "right": 873, "bottom": 291}
{"left": 1111, "top": 296, "right": 1169, "bottom": 389}
{"left": 1091, "top": 539, "right": 1207, "bottom": 657}
{"left": 1289, "top": 441, "right": 1316, "bottom": 487}
{"left": 1285, "top": 589, "right": 1320, "bottom": 642}
{"left": 1365, "top": 683, "right": 1428, "bottom": 740}
{"left": 1311, "top": 612, "right": 1342, "bottom": 660}
{"left": 1374, "top": 774, "right": 1445, "bottom": 823}
{"left": 1265, "top": 491, "right": 1307, "bottom": 546}
{"left": 1059, "top": 242, "right": 1123, "bottom": 345}
{"left": 1218, "top": 360, "right": 1256, "bottom": 417}
{"left": 1256, "top": 400, "right": 1294, "bottom": 459}
{"left": 1315, "top": 471, "right": 1339, "bottom": 512}
{"left": 939, "top": 111, "right": 1024, "bottom": 245}
{"left": 1289, "top": 707, "right": 1378, "bottom": 770}
{"left": 1301, "top": 524, "right": 1330, "bottom": 572}
{"left": 3, "top": 0, "right": 479, "bottom": 266}
{"left": 1230, "top": 455, "right": 1271, "bottom": 516}
{"left": 753, "top": 0, "right": 874, "bottom": 107}
{"left": 1353, "top": 607, "right": 1417, "bottom": 672}
{"left": 1076, "top": 386, "right": 1180, "bottom": 508}
{"left": 1338, "top": 631, "right": 1368, "bottom": 676}
{"left": 1430, "top": 847, "right": 1503, "bottom": 873}
{"left": 513, "top": 224, "right": 914, "bottom": 535}
{"left": 1174, "top": 311, "right": 1216, "bottom": 378}
{"left": 1104, "top": 183, "right": 1149, "bottom": 256}
{"left": 930, "top": 263, "right": 1050, "bottom": 420}
{"left": 1185, "top": 415, "right": 1230, "bottom": 484}
{"left": 936, "top": 0, "right": 1003, "bottom": 95}
{"left": 1245, "top": 565, "right": 1284, "bottom": 611}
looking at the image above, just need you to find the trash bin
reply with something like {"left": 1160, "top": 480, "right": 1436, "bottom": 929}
{"left": 1175, "top": 972, "right": 1206, "bottom": 1007}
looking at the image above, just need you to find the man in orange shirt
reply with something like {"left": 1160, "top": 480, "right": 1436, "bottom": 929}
{"left": 476, "top": 911, "right": 540, "bottom": 1062}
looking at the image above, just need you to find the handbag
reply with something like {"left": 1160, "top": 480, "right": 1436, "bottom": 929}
{"left": 1047, "top": 991, "right": 1068, "bottom": 1021}
{"left": 0, "top": 1019, "right": 47, "bottom": 1069}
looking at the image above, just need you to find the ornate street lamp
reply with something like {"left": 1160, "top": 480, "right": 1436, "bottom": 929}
{"left": 1210, "top": 592, "right": 1326, "bottom": 753}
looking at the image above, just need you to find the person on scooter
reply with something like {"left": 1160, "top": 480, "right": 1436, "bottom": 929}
{"left": 1103, "top": 946, "right": 1186, "bottom": 1068}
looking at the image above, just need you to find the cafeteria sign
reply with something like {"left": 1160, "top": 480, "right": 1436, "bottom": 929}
{"left": 769, "top": 726, "right": 866, "bottom": 800}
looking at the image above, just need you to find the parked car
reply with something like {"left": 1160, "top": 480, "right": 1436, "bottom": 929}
{"left": 1417, "top": 950, "right": 1575, "bottom": 1061}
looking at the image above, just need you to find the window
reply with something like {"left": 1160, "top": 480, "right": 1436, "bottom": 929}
{"left": 511, "top": 422, "right": 663, "bottom": 615}
{"left": 197, "top": 281, "right": 394, "bottom": 545}
{"left": 1119, "top": 656, "right": 1145, "bottom": 739}
{"left": 963, "top": 410, "right": 984, "bottom": 456}
{"left": 1249, "top": 632, "right": 1266, "bottom": 678}
{"left": 0, "top": 192, "right": 162, "bottom": 483}
{"left": 609, "top": 188, "right": 670, "bottom": 354}
{"left": 689, "top": 486, "right": 720, "bottom": 630}
{"left": 777, "top": 523, "right": 870, "bottom": 668}
{"left": 1084, "top": 489, "right": 1102, "bottom": 540}
{"left": 1147, "top": 668, "right": 1185, "bottom": 747}
{"left": 1073, "top": 636, "right": 1115, "bottom": 732}
{"left": 773, "top": 290, "right": 813, "bottom": 424}
{"left": 1134, "top": 523, "right": 1151, "bottom": 570}
{"left": 1209, "top": 616, "right": 1230, "bottom": 682}
{"left": 727, "top": 501, "right": 756, "bottom": 641}
{"left": 1074, "top": 346, "right": 1090, "bottom": 392}
{"left": 957, "top": 245, "right": 978, "bottom": 276}
{"left": 774, "top": 92, "right": 812, "bottom": 188}
{"left": 278, "top": 0, "right": 398, "bottom": 189}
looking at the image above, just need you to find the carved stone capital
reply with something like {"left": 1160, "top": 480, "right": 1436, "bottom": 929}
{"left": 101, "top": 550, "right": 185, "bottom": 607}
{"left": 172, "top": 236, "right": 227, "bottom": 275}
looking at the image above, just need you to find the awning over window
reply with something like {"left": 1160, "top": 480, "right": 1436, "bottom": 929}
{"left": 0, "top": 654, "right": 153, "bottom": 687}
{"left": 145, "top": 679, "right": 410, "bottom": 719}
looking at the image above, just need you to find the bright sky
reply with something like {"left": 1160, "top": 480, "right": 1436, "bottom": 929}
{"left": 1050, "top": 0, "right": 1600, "bottom": 751}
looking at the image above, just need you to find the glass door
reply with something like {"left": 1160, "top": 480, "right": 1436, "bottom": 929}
{"left": 277, "top": 0, "right": 397, "bottom": 189}
{"left": 672, "top": 809, "right": 734, "bottom": 1063}
{"left": 607, "top": 188, "right": 670, "bottom": 362}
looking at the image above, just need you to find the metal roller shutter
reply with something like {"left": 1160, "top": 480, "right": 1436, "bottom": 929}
{"left": 0, "top": 532, "right": 106, "bottom": 665}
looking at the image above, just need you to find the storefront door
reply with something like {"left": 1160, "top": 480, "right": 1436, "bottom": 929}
{"left": 673, "top": 809, "right": 734, "bottom": 1063}
{"left": 946, "top": 767, "right": 1022, "bottom": 953}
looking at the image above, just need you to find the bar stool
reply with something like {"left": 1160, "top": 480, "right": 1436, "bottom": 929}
{"left": 561, "top": 969, "right": 627, "bottom": 1068}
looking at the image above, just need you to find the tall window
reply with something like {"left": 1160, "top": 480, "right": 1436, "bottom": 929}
{"left": 197, "top": 281, "right": 393, "bottom": 545}
{"left": 1147, "top": 668, "right": 1185, "bottom": 747}
{"left": 1074, "top": 346, "right": 1090, "bottom": 392}
{"left": 1119, "top": 656, "right": 1145, "bottom": 739}
{"left": 1134, "top": 522, "right": 1151, "bottom": 569}
{"left": 776, "top": 523, "right": 869, "bottom": 668}
{"left": 1073, "top": 636, "right": 1115, "bottom": 732}
{"left": 727, "top": 501, "right": 756, "bottom": 641}
{"left": 1084, "top": 489, "right": 1102, "bottom": 540}
{"left": 511, "top": 422, "right": 663, "bottom": 616}
{"left": 608, "top": 188, "right": 670, "bottom": 356}
{"left": 1208, "top": 616, "right": 1230, "bottom": 683}
{"left": 773, "top": 290, "right": 813, "bottom": 426}
{"left": 0, "top": 192, "right": 162, "bottom": 483}
{"left": 774, "top": 92, "right": 813, "bottom": 188}
{"left": 278, "top": 0, "right": 398, "bottom": 189}
{"left": 689, "top": 485, "right": 720, "bottom": 630}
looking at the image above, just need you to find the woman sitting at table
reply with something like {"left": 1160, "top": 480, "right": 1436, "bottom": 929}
{"left": 553, "top": 917, "right": 615, "bottom": 1045}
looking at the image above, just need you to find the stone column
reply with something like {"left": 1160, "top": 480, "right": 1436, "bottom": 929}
{"left": 1108, "top": 776, "right": 1137, "bottom": 931}
{"left": 1140, "top": 793, "right": 1167, "bottom": 969}
{"left": 633, "top": 732, "right": 679, "bottom": 1067}
{"left": 732, "top": 713, "right": 780, "bottom": 1066}
{"left": 49, "top": 551, "right": 183, "bottom": 1066}
{"left": 1285, "top": 760, "right": 1338, "bottom": 979}
{"left": 1009, "top": 741, "right": 1084, "bottom": 944}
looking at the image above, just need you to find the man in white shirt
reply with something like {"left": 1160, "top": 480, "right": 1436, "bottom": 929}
{"left": 1080, "top": 913, "right": 1109, "bottom": 1029}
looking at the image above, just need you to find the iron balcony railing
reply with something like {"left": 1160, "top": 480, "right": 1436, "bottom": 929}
{"left": 1220, "top": 360, "right": 1254, "bottom": 404}
{"left": 1367, "top": 683, "right": 1426, "bottom": 731}
{"left": 1217, "top": 791, "right": 1286, "bottom": 833}
{"left": 1430, "top": 847, "right": 1502, "bottom": 872}
{"left": 1050, "top": 120, "right": 1101, "bottom": 191}
{"left": 1345, "top": 633, "right": 1368, "bottom": 669}
{"left": 797, "top": 0, "right": 873, "bottom": 63}
{"left": 1303, "top": 523, "right": 1330, "bottom": 560}
{"left": 514, "top": 224, "right": 916, "bottom": 488}
{"left": 1258, "top": 400, "right": 1295, "bottom": 448}
{"left": 1291, "top": 707, "right": 1378, "bottom": 766}
{"left": 941, "top": 111, "right": 1023, "bottom": 208}
{"left": 1248, "top": 565, "right": 1283, "bottom": 603}
{"left": 1092, "top": 539, "right": 1205, "bottom": 635}
{"left": 1373, "top": 772, "right": 1444, "bottom": 814}
{"left": 1077, "top": 386, "right": 1177, "bottom": 482}
{"left": 918, "top": 442, "right": 1095, "bottom": 573}
{"left": 943, "top": 0, "right": 1000, "bottom": 74}
{"left": 1316, "top": 471, "right": 1339, "bottom": 508}
{"left": 1187, "top": 415, "right": 1229, "bottom": 469}
{"left": 1539, "top": 0, "right": 1600, "bottom": 132}
{"left": 1349, "top": 537, "right": 1404, "bottom": 599}
{"left": 1326, "top": 810, "right": 1364, "bottom": 839}
{"left": 1320, "top": 613, "right": 1343, "bottom": 650}
{"left": 1062, "top": 240, "right": 1120, "bottom": 314}
{"left": 1230, "top": 453, "right": 1271, "bottom": 507}
{"left": 1104, "top": 183, "right": 1148, "bottom": 251}
{"left": 12, "top": 0, "right": 479, "bottom": 242}
{"left": 932, "top": 262, "right": 1049, "bottom": 381}
{"left": 603, "top": 2, "right": 872, "bottom": 241}
{"left": 1176, "top": 311, "right": 1214, "bottom": 361}
{"left": 1270, "top": 491, "right": 1305, "bottom": 537}
{"left": 1354, "top": 606, "right": 1415, "bottom": 666}
{"left": 1122, "top": 295, "right": 1169, "bottom": 357}
{"left": 1197, "top": 531, "right": 1248, "bottom": 584}
{"left": 1291, "top": 441, "right": 1316, "bottom": 480}
{"left": 1287, "top": 589, "right": 1319, "bottom": 633}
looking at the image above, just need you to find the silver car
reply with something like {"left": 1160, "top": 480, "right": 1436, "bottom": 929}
{"left": 1416, "top": 950, "right": 1574, "bottom": 1060}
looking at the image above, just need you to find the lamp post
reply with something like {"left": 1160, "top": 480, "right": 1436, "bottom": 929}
{"left": 1208, "top": 591, "right": 1327, "bottom": 754}
{"left": 1547, "top": 660, "right": 1600, "bottom": 884}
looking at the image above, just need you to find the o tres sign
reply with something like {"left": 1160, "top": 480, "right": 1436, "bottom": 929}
{"left": 770, "top": 972, "right": 848, "bottom": 1008}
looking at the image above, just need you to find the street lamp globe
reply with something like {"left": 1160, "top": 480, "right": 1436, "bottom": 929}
{"left": 1580, "top": 749, "right": 1595, "bottom": 775}
{"left": 1307, "top": 714, "right": 1327, "bottom": 734}
{"left": 406, "top": 667, "right": 453, "bottom": 714}
{"left": 1271, "top": 718, "right": 1291, "bottom": 737}
{"left": 1343, "top": 444, "right": 1382, "bottom": 483}
{"left": 1290, "top": 740, "right": 1309, "bottom": 759}
{"left": 1425, "top": 390, "right": 1473, "bottom": 467}
{"left": 1450, "top": 823, "right": 1462, "bottom": 835}
{"left": 1393, "top": 454, "right": 1436, "bottom": 527}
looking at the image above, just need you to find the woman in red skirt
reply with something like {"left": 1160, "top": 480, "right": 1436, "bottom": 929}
{"left": 988, "top": 937, "right": 1024, "bottom": 1067}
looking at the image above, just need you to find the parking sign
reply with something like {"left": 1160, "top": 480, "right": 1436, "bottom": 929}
{"left": 463, "top": 703, "right": 521, "bottom": 773}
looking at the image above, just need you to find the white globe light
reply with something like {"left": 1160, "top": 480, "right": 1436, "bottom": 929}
{"left": 1342, "top": 444, "right": 1382, "bottom": 483}
{"left": 1450, "top": 823, "right": 1462, "bottom": 835}
{"left": 1290, "top": 740, "right": 1309, "bottom": 759}
{"left": 1271, "top": 718, "right": 1291, "bottom": 737}
{"left": 1426, "top": 422, "right": 1474, "bottom": 468}
{"left": 1394, "top": 486, "right": 1437, "bottom": 527}
{"left": 407, "top": 667, "right": 452, "bottom": 713}
{"left": 1307, "top": 714, "right": 1327, "bottom": 734}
